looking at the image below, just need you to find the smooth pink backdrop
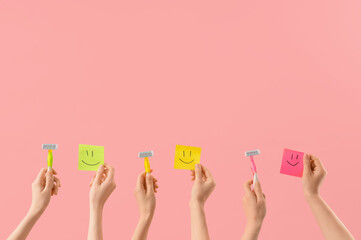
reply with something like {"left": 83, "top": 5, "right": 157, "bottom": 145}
{"left": 1, "top": 1, "right": 360, "bottom": 239}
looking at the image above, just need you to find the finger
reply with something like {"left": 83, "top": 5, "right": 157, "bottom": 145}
{"left": 94, "top": 165, "right": 105, "bottom": 186}
{"left": 89, "top": 175, "right": 96, "bottom": 187}
{"left": 203, "top": 166, "right": 214, "bottom": 181}
{"left": 243, "top": 179, "right": 255, "bottom": 197}
{"left": 194, "top": 164, "right": 203, "bottom": 182}
{"left": 52, "top": 168, "right": 58, "bottom": 175}
{"left": 253, "top": 174, "right": 264, "bottom": 201}
{"left": 54, "top": 176, "right": 61, "bottom": 187}
{"left": 52, "top": 184, "right": 59, "bottom": 196}
{"left": 103, "top": 168, "right": 109, "bottom": 177}
{"left": 103, "top": 163, "right": 110, "bottom": 172}
{"left": 303, "top": 153, "right": 311, "bottom": 175}
{"left": 136, "top": 172, "right": 145, "bottom": 190}
{"left": 146, "top": 173, "right": 154, "bottom": 194}
{"left": 190, "top": 170, "right": 195, "bottom": 181}
{"left": 310, "top": 154, "right": 325, "bottom": 171}
{"left": 35, "top": 168, "right": 47, "bottom": 183}
{"left": 105, "top": 165, "right": 115, "bottom": 183}
{"left": 44, "top": 170, "right": 54, "bottom": 192}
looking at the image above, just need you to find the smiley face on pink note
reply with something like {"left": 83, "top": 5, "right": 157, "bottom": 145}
{"left": 280, "top": 148, "right": 304, "bottom": 177}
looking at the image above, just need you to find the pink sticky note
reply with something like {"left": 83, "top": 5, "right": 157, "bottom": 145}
{"left": 280, "top": 148, "right": 304, "bottom": 177}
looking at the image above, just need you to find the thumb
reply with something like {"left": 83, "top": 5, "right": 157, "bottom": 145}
{"left": 94, "top": 165, "right": 105, "bottom": 186}
{"left": 44, "top": 169, "right": 54, "bottom": 193}
{"left": 195, "top": 164, "right": 203, "bottom": 182}
{"left": 146, "top": 173, "right": 154, "bottom": 194}
{"left": 303, "top": 153, "right": 311, "bottom": 175}
{"left": 253, "top": 173, "right": 264, "bottom": 201}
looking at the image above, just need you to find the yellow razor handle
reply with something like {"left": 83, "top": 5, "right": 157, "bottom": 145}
{"left": 144, "top": 157, "right": 150, "bottom": 173}
{"left": 47, "top": 150, "right": 53, "bottom": 170}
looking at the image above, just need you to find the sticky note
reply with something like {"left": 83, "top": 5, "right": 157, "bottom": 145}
{"left": 174, "top": 145, "right": 201, "bottom": 170}
{"left": 280, "top": 148, "right": 304, "bottom": 177}
{"left": 78, "top": 144, "right": 104, "bottom": 171}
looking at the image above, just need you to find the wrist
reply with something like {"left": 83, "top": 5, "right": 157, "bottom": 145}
{"left": 305, "top": 193, "right": 322, "bottom": 203}
{"left": 189, "top": 198, "right": 205, "bottom": 209}
{"left": 246, "top": 219, "right": 263, "bottom": 231}
{"left": 243, "top": 220, "right": 263, "bottom": 238}
{"left": 90, "top": 202, "right": 104, "bottom": 213}
{"left": 304, "top": 191, "right": 320, "bottom": 200}
{"left": 28, "top": 206, "right": 45, "bottom": 219}
{"left": 139, "top": 213, "right": 154, "bottom": 225}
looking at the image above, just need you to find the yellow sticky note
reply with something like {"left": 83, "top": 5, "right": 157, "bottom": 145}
{"left": 78, "top": 144, "right": 104, "bottom": 171}
{"left": 174, "top": 145, "right": 201, "bottom": 170}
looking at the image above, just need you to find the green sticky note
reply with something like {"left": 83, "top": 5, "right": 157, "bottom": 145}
{"left": 78, "top": 144, "right": 104, "bottom": 171}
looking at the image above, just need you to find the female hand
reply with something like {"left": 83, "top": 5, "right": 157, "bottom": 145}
{"left": 30, "top": 168, "right": 61, "bottom": 215}
{"left": 190, "top": 164, "right": 216, "bottom": 207}
{"left": 302, "top": 153, "right": 327, "bottom": 197}
{"left": 89, "top": 163, "right": 116, "bottom": 209}
{"left": 242, "top": 176, "right": 266, "bottom": 227}
{"left": 134, "top": 170, "right": 159, "bottom": 220}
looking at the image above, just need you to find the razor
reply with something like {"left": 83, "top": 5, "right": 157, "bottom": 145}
{"left": 138, "top": 151, "right": 153, "bottom": 173}
{"left": 245, "top": 149, "right": 260, "bottom": 187}
{"left": 42, "top": 144, "right": 58, "bottom": 171}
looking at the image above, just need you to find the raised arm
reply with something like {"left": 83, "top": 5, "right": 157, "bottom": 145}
{"left": 241, "top": 175, "right": 266, "bottom": 240}
{"left": 132, "top": 170, "right": 158, "bottom": 240}
{"left": 88, "top": 163, "right": 116, "bottom": 240}
{"left": 190, "top": 164, "right": 216, "bottom": 240}
{"left": 302, "top": 153, "right": 354, "bottom": 240}
{"left": 7, "top": 168, "right": 61, "bottom": 240}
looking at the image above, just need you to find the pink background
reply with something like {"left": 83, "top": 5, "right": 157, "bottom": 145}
{"left": 1, "top": 1, "right": 360, "bottom": 239}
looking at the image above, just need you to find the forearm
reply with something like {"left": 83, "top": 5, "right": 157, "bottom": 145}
{"left": 306, "top": 195, "right": 354, "bottom": 240}
{"left": 241, "top": 222, "right": 262, "bottom": 240}
{"left": 190, "top": 200, "right": 210, "bottom": 240}
{"left": 7, "top": 209, "right": 42, "bottom": 240}
{"left": 131, "top": 215, "right": 153, "bottom": 240}
{"left": 88, "top": 205, "right": 103, "bottom": 240}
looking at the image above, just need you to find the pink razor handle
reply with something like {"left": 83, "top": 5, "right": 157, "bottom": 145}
{"left": 250, "top": 156, "right": 257, "bottom": 174}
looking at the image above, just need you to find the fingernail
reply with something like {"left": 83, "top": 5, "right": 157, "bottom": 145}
{"left": 47, "top": 167, "right": 52, "bottom": 172}
{"left": 254, "top": 173, "right": 259, "bottom": 182}
{"left": 195, "top": 164, "right": 199, "bottom": 170}
{"left": 146, "top": 172, "right": 150, "bottom": 176}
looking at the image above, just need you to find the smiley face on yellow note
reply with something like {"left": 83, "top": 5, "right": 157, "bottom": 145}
{"left": 174, "top": 145, "right": 201, "bottom": 170}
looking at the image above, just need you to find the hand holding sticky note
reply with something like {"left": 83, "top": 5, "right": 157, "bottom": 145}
{"left": 174, "top": 145, "right": 201, "bottom": 170}
{"left": 78, "top": 144, "right": 104, "bottom": 171}
{"left": 280, "top": 148, "right": 304, "bottom": 177}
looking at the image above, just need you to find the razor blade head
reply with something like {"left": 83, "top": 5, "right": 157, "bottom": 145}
{"left": 42, "top": 144, "right": 58, "bottom": 150}
{"left": 138, "top": 151, "right": 154, "bottom": 158}
{"left": 245, "top": 149, "right": 260, "bottom": 157}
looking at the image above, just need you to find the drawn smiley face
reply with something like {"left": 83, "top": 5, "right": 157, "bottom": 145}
{"left": 78, "top": 144, "right": 104, "bottom": 171}
{"left": 280, "top": 148, "right": 304, "bottom": 177}
{"left": 174, "top": 145, "right": 201, "bottom": 170}
{"left": 179, "top": 150, "right": 195, "bottom": 164}
{"left": 287, "top": 153, "right": 300, "bottom": 166}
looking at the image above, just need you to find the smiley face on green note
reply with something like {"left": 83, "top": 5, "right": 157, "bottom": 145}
{"left": 78, "top": 144, "right": 104, "bottom": 171}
